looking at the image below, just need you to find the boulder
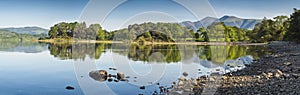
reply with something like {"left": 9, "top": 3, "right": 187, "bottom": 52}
{"left": 89, "top": 70, "right": 108, "bottom": 82}
{"left": 117, "top": 72, "right": 125, "bottom": 79}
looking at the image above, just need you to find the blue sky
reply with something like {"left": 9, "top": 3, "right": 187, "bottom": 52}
{"left": 0, "top": 0, "right": 299, "bottom": 30}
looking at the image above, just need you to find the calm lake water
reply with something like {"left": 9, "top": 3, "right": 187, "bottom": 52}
{"left": 0, "top": 42, "right": 268, "bottom": 95}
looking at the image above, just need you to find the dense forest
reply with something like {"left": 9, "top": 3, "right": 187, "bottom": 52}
{"left": 46, "top": 8, "right": 300, "bottom": 43}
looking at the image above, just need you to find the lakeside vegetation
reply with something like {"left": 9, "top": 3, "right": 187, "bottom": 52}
{"left": 43, "top": 8, "right": 300, "bottom": 44}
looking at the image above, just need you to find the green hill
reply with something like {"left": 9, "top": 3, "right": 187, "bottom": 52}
{"left": 1, "top": 26, "right": 48, "bottom": 35}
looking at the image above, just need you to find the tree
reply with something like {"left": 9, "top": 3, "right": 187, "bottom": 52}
{"left": 49, "top": 25, "right": 59, "bottom": 38}
{"left": 96, "top": 27, "right": 105, "bottom": 40}
{"left": 285, "top": 8, "right": 300, "bottom": 42}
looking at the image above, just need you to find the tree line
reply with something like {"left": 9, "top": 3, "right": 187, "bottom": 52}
{"left": 48, "top": 22, "right": 112, "bottom": 40}
{"left": 248, "top": 8, "right": 300, "bottom": 43}
{"left": 47, "top": 8, "right": 300, "bottom": 43}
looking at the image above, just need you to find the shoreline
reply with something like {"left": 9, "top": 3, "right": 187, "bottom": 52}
{"left": 215, "top": 42, "right": 300, "bottom": 94}
{"left": 169, "top": 42, "right": 300, "bottom": 94}
{"left": 37, "top": 39, "right": 267, "bottom": 46}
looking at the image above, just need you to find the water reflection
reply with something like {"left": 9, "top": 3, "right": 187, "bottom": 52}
{"left": 0, "top": 41, "right": 47, "bottom": 53}
{"left": 0, "top": 41, "right": 269, "bottom": 95}
{"left": 47, "top": 43, "right": 267, "bottom": 64}
{"left": 48, "top": 43, "right": 110, "bottom": 60}
{"left": 50, "top": 43, "right": 265, "bottom": 95}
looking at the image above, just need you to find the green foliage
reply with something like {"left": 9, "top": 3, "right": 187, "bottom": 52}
{"left": 48, "top": 22, "right": 111, "bottom": 40}
{"left": 134, "top": 31, "right": 175, "bottom": 43}
{"left": 195, "top": 22, "right": 248, "bottom": 42}
{"left": 46, "top": 9, "right": 300, "bottom": 43}
{"left": 124, "top": 22, "right": 192, "bottom": 41}
{"left": 249, "top": 16, "right": 289, "bottom": 43}
{"left": 285, "top": 8, "right": 300, "bottom": 42}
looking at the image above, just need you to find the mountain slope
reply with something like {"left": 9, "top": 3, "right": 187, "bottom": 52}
{"left": 219, "top": 16, "right": 262, "bottom": 30}
{"left": 181, "top": 16, "right": 262, "bottom": 31}
{"left": 1, "top": 26, "right": 48, "bottom": 35}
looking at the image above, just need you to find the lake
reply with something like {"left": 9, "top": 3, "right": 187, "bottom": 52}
{"left": 0, "top": 42, "right": 268, "bottom": 95}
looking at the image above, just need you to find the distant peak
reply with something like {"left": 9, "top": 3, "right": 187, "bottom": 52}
{"left": 219, "top": 15, "right": 241, "bottom": 21}
{"left": 202, "top": 16, "right": 218, "bottom": 19}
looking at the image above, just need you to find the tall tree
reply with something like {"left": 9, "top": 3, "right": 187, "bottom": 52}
{"left": 285, "top": 8, "right": 300, "bottom": 42}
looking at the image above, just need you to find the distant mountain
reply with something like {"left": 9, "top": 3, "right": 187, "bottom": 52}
{"left": 1, "top": 26, "right": 48, "bottom": 35}
{"left": 181, "top": 17, "right": 219, "bottom": 31}
{"left": 181, "top": 16, "right": 262, "bottom": 31}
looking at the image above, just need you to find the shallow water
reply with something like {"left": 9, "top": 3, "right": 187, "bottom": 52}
{"left": 0, "top": 42, "right": 268, "bottom": 95}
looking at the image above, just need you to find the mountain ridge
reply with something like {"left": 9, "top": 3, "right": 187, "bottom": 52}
{"left": 181, "top": 15, "right": 262, "bottom": 31}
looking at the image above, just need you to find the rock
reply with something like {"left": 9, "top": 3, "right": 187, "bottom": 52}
{"left": 108, "top": 74, "right": 112, "bottom": 77}
{"left": 109, "top": 67, "right": 117, "bottom": 70}
{"left": 120, "top": 79, "right": 128, "bottom": 82}
{"left": 191, "top": 80, "right": 198, "bottom": 86}
{"left": 178, "top": 81, "right": 184, "bottom": 86}
{"left": 255, "top": 75, "right": 261, "bottom": 79}
{"left": 199, "top": 83, "right": 206, "bottom": 86}
{"left": 117, "top": 72, "right": 125, "bottom": 79}
{"left": 107, "top": 78, "right": 113, "bottom": 82}
{"left": 114, "top": 79, "right": 119, "bottom": 82}
{"left": 257, "top": 80, "right": 263, "bottom": 84}
{"left": 111, "top": 75, "right": 117, "bottom": 78}
{"left": 283, "top": 73, "right": 290, "bottom": 78}
{"left": 184, "top": 88, "right": 192, "bottom": 92}
{"left": 266, "top": 73, "right": 273, "bottom": 78}
{"left": 183, "top": 72, "right": 188, "bottom": 77}
{"left": 291, "top": 73, "right": 299, "bottom": 78}
{"left": 274, "top": 70, "right": 283, "bottom": 78}
{"left": 284, "top": 62, "right": 292, "bottom": 66}
{"left": 89, "top": 70, "right": 108, "bottom": 82}
{"left": 209, "top": 77, "right": 216, "bottom": 81}
{"left": 179, "top": 77, "right": 186, "bottom": 81}
{"left": 222, "top": 76, "right": 228, "bottom": 80}
{"left": 140, "top": 86, "right": 145, "bottom": 89}
{"left": 66, "top": 86, "right": 75, "bottom": 90}
{"left": 172, "top": 82, "right": 176, "bottom": 84}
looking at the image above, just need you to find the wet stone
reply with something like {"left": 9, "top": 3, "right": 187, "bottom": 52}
{"left": 89, "top": 70, "right": 108, "bottom": 82}
{"left": 109, "top": 67, "right": 117, "bottom": 70}
{"left": 107, "top": 78, "right": 113, "bottom": 82}
{"left": 140, "top": 86, "right": 145, "bottom": 90}
{"left": 183, "top": 72, "right": 189, "bottom": 77}
{"left": 117, "top": 72, "right": 125, "bottom": 79}
{"left": 66, "top": 86, "right": 75, "bottom": 90}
